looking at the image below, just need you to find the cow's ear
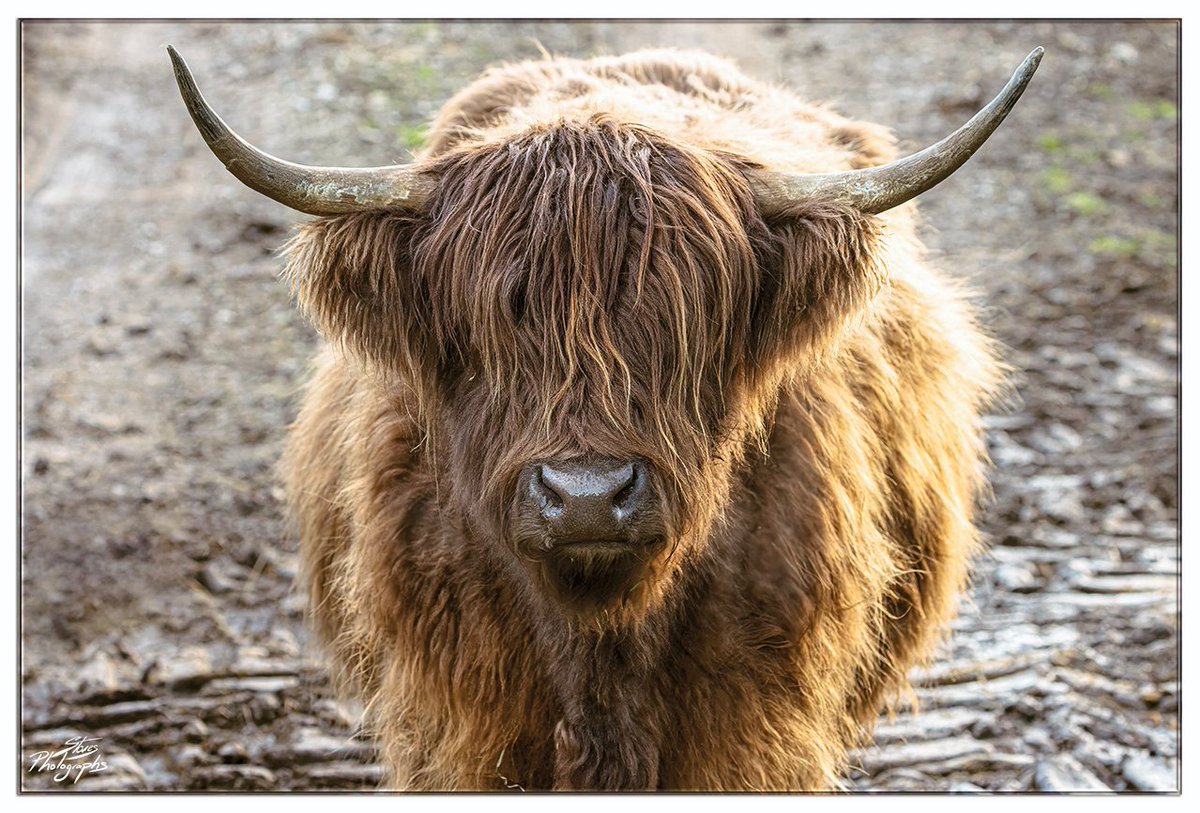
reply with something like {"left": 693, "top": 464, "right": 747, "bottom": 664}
{"left": 749, "top": 201, "right": 887, "bottom": 373}
{"left": 283, "top": 212, "right": 434, "bottom": 382}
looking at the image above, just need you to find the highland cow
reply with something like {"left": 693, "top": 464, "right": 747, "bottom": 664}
{"left": 170, "top": 44, "right": 1041, "bottom": 790}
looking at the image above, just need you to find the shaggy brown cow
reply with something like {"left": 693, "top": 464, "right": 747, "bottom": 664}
{"left": 170, "top": 44, "right": 1041, "bottom": 790}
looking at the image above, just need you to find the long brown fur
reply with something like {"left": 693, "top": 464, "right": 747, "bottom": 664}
{"left": 279, "top": 49, "right": 1003, "bottom": 790}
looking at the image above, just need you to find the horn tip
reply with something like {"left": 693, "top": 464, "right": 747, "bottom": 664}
{"left": 166, "top": 44, "right": 188, "bottom": 73}
{"left": 1008, "top": 47, "right": 1044, "bottom": 87}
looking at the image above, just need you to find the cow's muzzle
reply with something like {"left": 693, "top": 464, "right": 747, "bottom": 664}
{"left": 520, "top": 457, "right": 657, "bottom": 552}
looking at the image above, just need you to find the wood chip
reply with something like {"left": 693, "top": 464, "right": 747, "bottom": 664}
{"left": 1034, "top": 755, "right": 1111, "bottom": 792}
{"left": 1121, "top": 753, "right": 1176, "bottom": 791}
{"left": 853, "top": 735, "right": 993, "bottom": 774}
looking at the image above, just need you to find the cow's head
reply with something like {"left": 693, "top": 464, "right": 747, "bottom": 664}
{"left": 169, "top": 46, "right": 1040, "bottom": 625}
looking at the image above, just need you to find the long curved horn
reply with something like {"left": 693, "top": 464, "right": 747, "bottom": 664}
{"left": 749, "top": 48, "right": 1044, "bottom": 216}
{"left": 167, "top": 45, "right": 435, "bottom": 215}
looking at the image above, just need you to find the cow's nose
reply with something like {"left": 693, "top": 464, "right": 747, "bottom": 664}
{"left": 526, "top": 459, "right": 650, "bottom": 543}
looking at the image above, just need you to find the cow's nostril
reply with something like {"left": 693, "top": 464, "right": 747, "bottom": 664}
{"left": 612, "top": 464, "right": 641, "bottom": 510}
{"left": 535, "top": 468, "right": 564, "bottom": 509}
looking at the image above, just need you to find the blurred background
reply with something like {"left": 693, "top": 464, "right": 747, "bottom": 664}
{"left": 21, "top": 21, "right": 1178, "bottom": 791}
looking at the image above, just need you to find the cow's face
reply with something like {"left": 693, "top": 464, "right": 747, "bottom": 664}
{"left": 287, "top": 118, "right": 883, "bottom": 624}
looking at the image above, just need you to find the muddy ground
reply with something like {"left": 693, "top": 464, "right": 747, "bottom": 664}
{"left": 20, "top": 21, "right": 1178, "bottom": 792}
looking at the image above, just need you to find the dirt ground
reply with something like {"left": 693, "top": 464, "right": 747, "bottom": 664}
{"left": 20, "top": 21, "right": 1178, "bottom": 792}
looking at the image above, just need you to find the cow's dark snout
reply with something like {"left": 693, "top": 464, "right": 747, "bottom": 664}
{"left": 524, "top": 459, "right": 652, "bottom": 545}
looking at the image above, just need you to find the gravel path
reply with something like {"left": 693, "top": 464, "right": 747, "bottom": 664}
{"left": 21, "top": 21, "right": 1178, "bottom": 792}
